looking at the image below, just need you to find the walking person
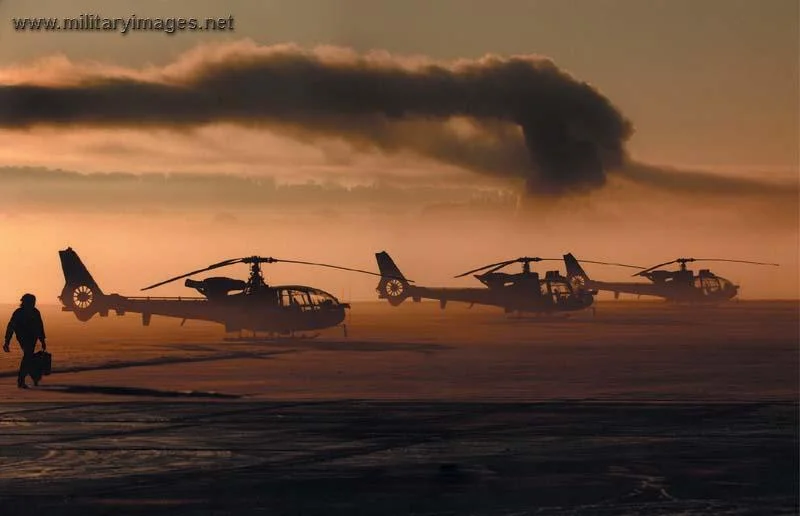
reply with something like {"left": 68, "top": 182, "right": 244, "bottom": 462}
{"left": 3, "top": 294, "right": 47, "bottom": 389}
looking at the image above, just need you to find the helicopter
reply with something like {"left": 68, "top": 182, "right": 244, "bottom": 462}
{"left": 57, "top": 247, "right": 389, "bottom": 337}
{"left": 373, "top": 251, "right": 596, "bottom": 314}
{"left": 564, "top": 254, "right": 779, "bottom": 303}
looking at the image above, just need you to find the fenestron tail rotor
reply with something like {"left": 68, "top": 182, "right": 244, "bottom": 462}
{"left": 454, "top": 257, "right": 561, "bottom": 278}
{"left": 633, "top": 257, "right": 780, "bottom": 277}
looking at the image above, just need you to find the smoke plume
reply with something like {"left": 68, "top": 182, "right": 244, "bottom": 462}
{"left": 0, "top": 42, "right": 632, "bottom": 195}
{"left": 0, "top": 42, "right": 795, "bottom": 198}
{"left": 617, "top": 162, "right": 797, "bottom": 197}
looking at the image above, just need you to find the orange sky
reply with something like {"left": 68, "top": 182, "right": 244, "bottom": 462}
{"left": 0, "top": 0, "right": 797, "bottom": 303}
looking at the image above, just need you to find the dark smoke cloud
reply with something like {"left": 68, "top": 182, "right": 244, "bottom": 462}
{"left": 0, "top": 43, "right": 631, "bottom": 195}
{"left": 1, "top": 43, "right": 795, "bottom": 199}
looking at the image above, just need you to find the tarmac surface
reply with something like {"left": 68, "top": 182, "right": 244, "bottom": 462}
{"left": 0, "top": 301, "right": 797, "bottom": 515}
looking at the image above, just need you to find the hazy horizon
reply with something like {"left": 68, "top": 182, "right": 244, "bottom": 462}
{"left": 1, "top": 0, "right": 797, "bottom": 303}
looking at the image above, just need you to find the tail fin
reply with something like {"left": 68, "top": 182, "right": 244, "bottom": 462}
{"left": 563, "top": 253, "right": 590, "bottom": 282}
{"left": 375, "top": 251, "right": 410, "bottom": 306}
{"left": 59, "top": 247, "right": 106, "bottom": 321}
{"left": 563, "top": 253, "right": 595, "bottom": 294}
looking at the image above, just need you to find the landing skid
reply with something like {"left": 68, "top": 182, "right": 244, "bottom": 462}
{"left": 224, "top": 331, "right": 321, "bottom": 342}
{"left": 278, "top": 332, "right": 321, "bottom": 341}
{"left": 508, "top": 312, "right": 573, "bottom": 320}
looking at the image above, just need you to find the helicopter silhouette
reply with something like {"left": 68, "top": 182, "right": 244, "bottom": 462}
{"left": 564, "top": 254, "right": 779, "bottom": 303}
{"left": 374, "top": 251, "right": 595, "bottom": 314}
{"left": 58, "top": 248, "right": 389, "bottom": 337}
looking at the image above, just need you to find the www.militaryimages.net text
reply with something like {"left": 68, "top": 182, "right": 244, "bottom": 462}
{"left": 12, "top": 14, "right": 235, "bottom": 34}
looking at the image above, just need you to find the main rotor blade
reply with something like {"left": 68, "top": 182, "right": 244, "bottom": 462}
{"left": 454, "top": 259, "right": 518, "bottom": 278}
{"left": 274, "top": 259, "right": 412, "bottom": 282}
{"left": 454, "top": 257, "right": 561, "bottom": 278}
{"left": 633, "top": 257, "right": 780, "bottom": 277}
{"left": 577, "top": 259, "right": 646, "bottom": 270}
{"left": 633, "top": 259, "right": 680, "bottom": 277}
{"left": 688, "top": 258, "right": 780, "bottom": 266}
{"left": 141, "top": 258, "right": 243, "bottom": 291}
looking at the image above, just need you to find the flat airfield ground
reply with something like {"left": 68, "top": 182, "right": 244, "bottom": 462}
{"left": 0, "top": 301, "right": 797, "bottom": 515}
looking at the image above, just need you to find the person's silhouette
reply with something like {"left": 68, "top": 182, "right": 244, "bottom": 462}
{"left": 3, "top": 293, "right": 47, "bottom": 389}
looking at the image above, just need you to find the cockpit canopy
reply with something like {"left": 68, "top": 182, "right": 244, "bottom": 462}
{"left": 694, "top": 275, "right": 735, "bottom": 293}
{"left": 277, "top": 287, "right": 341, "bottom": 310}
{"left": 543, "top": 278, "right": 574, "bottom": 298}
